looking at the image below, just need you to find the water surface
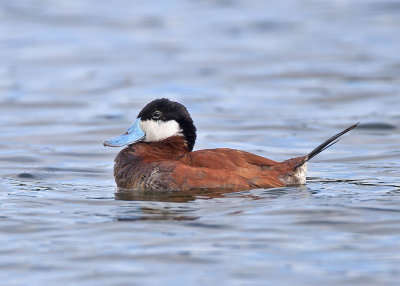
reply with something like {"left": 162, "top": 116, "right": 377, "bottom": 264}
{"left": 1, "top": 0, "right": 400, "bottom": 285}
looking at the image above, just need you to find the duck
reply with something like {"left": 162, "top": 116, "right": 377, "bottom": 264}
{"left": 104, "top": 98, "right": 358, "bottom": 192}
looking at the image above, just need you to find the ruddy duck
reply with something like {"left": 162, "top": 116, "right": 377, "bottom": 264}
{"left": 104, "top": 98, "right": 358, "bottom": 192}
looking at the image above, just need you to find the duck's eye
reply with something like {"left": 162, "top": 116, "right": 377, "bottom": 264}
{"left": 152, "top": 111, "right": 162, "bottom": 119}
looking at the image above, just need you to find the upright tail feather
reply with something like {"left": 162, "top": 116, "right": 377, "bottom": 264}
{"left": 295, "top": 123, "right": 359, "bottom": 168}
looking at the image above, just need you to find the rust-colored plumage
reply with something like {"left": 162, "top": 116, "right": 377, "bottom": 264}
{"left": 114, "top": 136, "right": 303, "bottom": 191}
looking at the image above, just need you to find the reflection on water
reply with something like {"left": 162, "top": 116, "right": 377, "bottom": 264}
{"left": 115, "top": 187, "right": 269, "bottom": 203}
{"left": 1, "top": 0, "right": 400, "bottom": 285}
{"left": 116, "top": 188, "right": 236, "bottom": 203}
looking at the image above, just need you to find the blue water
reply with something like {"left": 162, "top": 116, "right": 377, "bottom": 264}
{"left": 1, "top": 0, "right": 399, "bottom": 285}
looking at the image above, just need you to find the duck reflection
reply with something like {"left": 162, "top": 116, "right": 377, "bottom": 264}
{"left": 114, "top": 188, "right": 254, "bottom": 222}
{"left": 116, "top": 205, "right": 199, "bottom": 222}
{"left": 114, "top": 186, "right": 309, "bottom": 221}
{"left": 115, "top": 187, "right": 246, "bottom": 203}
{"left": 114, "top": 186, "right": 309, "bottom": 203}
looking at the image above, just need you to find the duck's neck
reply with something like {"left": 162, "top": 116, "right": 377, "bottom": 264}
{"left": 128, "top": 136, "right": 190, "bottom": 161}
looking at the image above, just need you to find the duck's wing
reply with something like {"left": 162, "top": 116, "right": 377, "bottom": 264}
{"left": 181, "top": 148, "right": 279, "bottom": 169}
{"left": 166, "top": 148, "right": 285, "bottom": 190}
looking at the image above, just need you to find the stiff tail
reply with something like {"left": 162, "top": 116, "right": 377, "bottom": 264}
{"left": 295, "top": 123, "right": 359, "bottom": 168}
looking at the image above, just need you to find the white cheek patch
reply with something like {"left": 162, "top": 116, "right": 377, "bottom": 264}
{"left": 140, "top": 119, "right": 182, "bottom": 142}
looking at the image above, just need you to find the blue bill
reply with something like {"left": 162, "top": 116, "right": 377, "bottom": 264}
{"left": 103, "top": 118, "right": 145, "bottom": 147}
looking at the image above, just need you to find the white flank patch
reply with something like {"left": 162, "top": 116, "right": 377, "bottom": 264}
{"left": 140, "top": 119, "right": 182, "bottom": 142}
{"left": 283, "top": 162, "right": 308, "bottom": 185}
{"left": 294, "top": 162, "right": 307, "bottom": 184}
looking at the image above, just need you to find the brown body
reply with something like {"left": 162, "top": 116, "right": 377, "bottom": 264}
{"left": 114, "top": 136, "right": 305, "bottom": 192}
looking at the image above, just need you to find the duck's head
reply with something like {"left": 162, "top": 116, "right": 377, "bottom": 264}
{"left": 103, "top": 98, "right": 197, "bottom": 151}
